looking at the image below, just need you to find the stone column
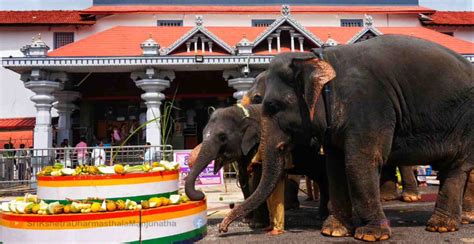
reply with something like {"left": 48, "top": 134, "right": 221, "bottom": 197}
{"left": 53, "top": 91, "right": 81, "bottom": 144}
{"left": 132, "top": 69, "right": 174, "bottom": 146}
{"left": 228, "top": 77, "right": 255, "bottom": 102}
{"left": 224, "top": 68, "right": 263, "bottom": 103}
{"left": 24, "top": 81, "right": 64, "bottom": 149}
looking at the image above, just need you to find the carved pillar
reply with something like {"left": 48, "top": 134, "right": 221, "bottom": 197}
{"left": 298, "top": 37, "right": 305, "bottom": 52}
{"left": 22, "top": 70, "right": 67, "bottom": 149}
{"left": 53, "top": 91, "right": 81, "bottom": 144}
{"left": 267, "top": 37, "right": 273, "bottom": 53}
{"left": 131, "top": 69, "right": 175, "bottom": 146}
{"left": 224, "top": 68, "right": 263, "bottom": 102}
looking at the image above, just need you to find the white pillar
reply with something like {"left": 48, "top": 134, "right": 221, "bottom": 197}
{"left": 276, "top": 32, "right": 281, "bottom": 53}
{"left": 135, "top": 79, "right": 170, "bottom": 146}
{"left": 24, "top": 81, "right": 63, "bottom": 149}
{"left": 186, "top": 42, "right": 191, "bottom": 52}
{"left": 267, "top": 38, "right": 273, "bottom": 53}
{"left": 298, "top": 37, "right": 305, "bottom": 52}
{"left": 208, "top": 42, "right": 213, "bottom": 53}
{"left": 228, "top": 77, "right": 255, "bottom": 102}
{"left": 53, "top": 91, "right": 81, "bottom": 144}
{"left": 290, "top": 34, "right": 295, "bottom": 52}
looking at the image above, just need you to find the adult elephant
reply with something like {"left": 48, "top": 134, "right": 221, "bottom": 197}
{"left": 218, "top": 35, "right": 473, "bottom": 241}
{"left": 246, "top": 71, "right": 421, "bottom": 203}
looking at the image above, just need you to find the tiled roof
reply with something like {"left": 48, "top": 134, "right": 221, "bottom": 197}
{"left": 49, "top": 26, "right": 192, "bottom": 57}
{"left": 0, "top": 117, "right": 35, "bottom": 130}
{"left": 422, "top": 11, "right": 474, "bottom": 26}
{"left": 82, "top": 5, "right": 435, "bottom": 14}
{"left": 378, "top": 27, "right": 474, "bottom": 54}
{"left": 48, "top": 26, "right": 474, "bottom": 57}
{"left": 0, "top": 11, "right": 95, "bottom": 25}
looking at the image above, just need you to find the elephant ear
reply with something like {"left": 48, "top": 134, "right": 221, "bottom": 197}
{"left": 240, "top": 120, "right": 260, "bottom": 156}
{"left": 290, "top": 57, "right": 336, "bottom": 121}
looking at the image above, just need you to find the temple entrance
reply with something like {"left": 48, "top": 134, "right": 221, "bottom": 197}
{"left": 71, "top": 70, "right": 235, "bottom": 149}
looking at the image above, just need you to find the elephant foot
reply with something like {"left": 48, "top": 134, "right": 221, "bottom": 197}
{"left": 354, "top": 220, "right": 391, "bottom": 242}
{"left": 380, "top": 191, "right": 400, "bottom": 202}
{"left": 461, "top": 211, "right": 474, "bottom": 225}
{"left": 380, "top": 184, "right": 400, "bottom": 202}
{"left": 425, "top": 211, "right": 459, "bottom": 232}
{"left": 321, "top": 215, "right": 353, "bottom": 237}
{"left": 401, "top": 191, "right": 421, "bottom": 202}
{"left": 249, "top": 221, "right": 270, "bottom": 229}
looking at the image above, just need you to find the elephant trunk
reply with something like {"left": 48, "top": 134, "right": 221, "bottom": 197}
{"left": 219, "top": 117, "right": 287, "bottom": 232}
{"left": 185, "top": 141, "right": 218, "bottom": 201}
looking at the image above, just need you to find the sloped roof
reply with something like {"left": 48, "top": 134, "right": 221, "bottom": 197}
{"left": 49, "top": 26, "right": 192, "bottom": 57}
{"left": 378, "top": 27, "right": 474, "bottom": 54}
{"left": 82, "top": 5, "right": 435, "bottom": 15}
{"left": 47, "top": 26, "right": 474, "bottom": 57}
{"left": 162, "top": 19, "right": 236, "bottom": 55}
{"left": 0, "top": 11, "right": 95, "bottom": 26}
{"left": 422, "top": 11, "right": 474, "bottom": 26}
{"left": 0, "top": 117, "right": 35, "bottom": 130}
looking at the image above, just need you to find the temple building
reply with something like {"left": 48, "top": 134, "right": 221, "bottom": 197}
{"left": 1, "top": 0, "right": 473, "bottom": 150}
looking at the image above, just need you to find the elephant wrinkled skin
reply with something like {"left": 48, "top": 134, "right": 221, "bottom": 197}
{"left": 219, "top": 35, "right": 474, "bottom": 241}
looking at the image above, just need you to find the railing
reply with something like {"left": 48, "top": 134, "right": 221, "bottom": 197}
{"left": 0, "top": 145, "right": 173, "bottom": 196}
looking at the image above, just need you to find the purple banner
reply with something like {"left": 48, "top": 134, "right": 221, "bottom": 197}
{"left": 174, "top": 150, "right": 224, "bottom": 187}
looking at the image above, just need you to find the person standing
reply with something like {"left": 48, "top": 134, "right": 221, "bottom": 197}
{"left": 75, "top": 137, "right": 88, "bottom": 166}
{"left": 143, "top": 142, "right": 155, "bottom": 163}
{"left": 2, "top": 144, "right": 14, "bottom": 181}
{"left": 92, "top": 141, "right": 106, "bottom": 166}
{"left": 15, "top": 144, "right": 27, "bottom": 183}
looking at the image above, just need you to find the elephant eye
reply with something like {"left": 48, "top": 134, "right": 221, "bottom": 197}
{"left": 252, "top": 94, "right": 262, "bottom": 104}
{"left": 263, "top": 99, "right": 285, "bottom": 116}
{"left": 218, "top": 133, "right": 227, "bottom": 142}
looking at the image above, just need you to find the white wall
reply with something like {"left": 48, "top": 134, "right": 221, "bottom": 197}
{"left": 0, "top": 50, "right": 37, "bottom": 118}
{"left": 0, "top": 26, "right": 81, "bottom": 118}
{"left": 89, "top": 13, "right": 420, "bottom": 29}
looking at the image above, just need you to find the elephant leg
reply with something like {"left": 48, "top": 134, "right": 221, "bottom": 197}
{"left": 285, "top": 175, "right": 300, "bottom": 210}
{"left": 380, "top": 165, "right": 400, "bottom": 201}
{"left": 400, "top": 166, "right": 421, "bottom": 202}
{"left": 462, "top": 170, "right": 474, "bottom": 224}
{"left": 344, "top": 134, "right": 393, "bottom": 242}
{"left": 426, "top": 166, "right": 467, "bottom": 233}
{"left": 321, "top": 147, "right": 353, "bottom": 237}
{"left": 318, "top": 175, "right": 330, "bottom": 220}
{"left": 248, "top": 164, "right": 270, "bottom": 229}
{"left": 237, "top": 160, "right": 252, "bottom": 223}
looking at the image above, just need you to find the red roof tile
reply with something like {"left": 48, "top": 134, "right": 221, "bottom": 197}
{"left": 48, "top": 26, "right": 474, "bottom": 57}
{"left": 49, "top": 26, "right": 192, "bottom": 57}
{"left": 307, "top": 27, "right": 362, "bottom": 44}
{"left": 0, "top": 118, "right": 35, "bottom": 130}
{"left": 82, "top": 5, "right": 434, "bottom": 15}
{"left": 0, "top": 11, "right": 95, "bottom": 25}
{"left": 378, "top": 27, "right": 474, "bottom": 54}
{"left": 423, "top": 11, "right": 474, "bottom": 26}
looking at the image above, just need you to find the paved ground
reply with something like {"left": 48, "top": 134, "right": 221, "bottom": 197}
{"left": 1, "top": 179, "right": 473, "bottom": 243}
{"left": 201, "top": 179, "right": 474, "bottom": 243}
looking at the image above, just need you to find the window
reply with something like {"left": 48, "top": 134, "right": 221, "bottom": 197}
{"left": 252, "top": 19, "right": 275, "bottom": 27}
{"left": 341, "top": 19, "right": 363, "bottom": 27}
{"left": 157, "top": 20, "right": 183, "bottom": 27}
{"left": 53, "top": 32, "right": 74, "bottom": 49}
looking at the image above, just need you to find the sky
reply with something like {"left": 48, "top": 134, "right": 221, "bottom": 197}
{"left": 0, "top": 0, "right": 472, "bottom": 11}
